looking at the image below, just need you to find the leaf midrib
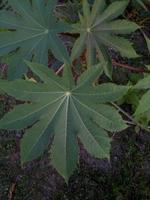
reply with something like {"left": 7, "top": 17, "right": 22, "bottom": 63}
{"left": 73, "top": 90, "right": 123, "bottom": 97}
{"left": 3, "top": 83, "right": 64, "bottom": 95}
{"left": 95, "top": 34, "right": 130, "bottom": 55}
{"left": 0, "top": 18, "right": 43, "bottom": 31}
{"left": 71, "top": 97, "right": 108, "bottom": 156}
{"left": 64, "top": 96, "right": 70, "bottom": 175}
{"left": 1, "top": 94, "right": 65, "bottom": 127}
{"left": 23, "top": 96, "right": 67, "bottom": 161}
{"left": 12, "top": 1, "right": 45, "bottom": 29}
{"left": 73, "top": 96, "right": 114, "bottom": 129}
{"left": 0, "top": 31, "right": 48, "bottom": 49}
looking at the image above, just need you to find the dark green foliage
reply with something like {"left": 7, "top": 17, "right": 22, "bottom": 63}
{"left": 0, "top": 61, "right": 128, "bottom": 181}
{"left": 0, "top": 0, "right": 149, "bottom": 187}
{"left": 111, "top": 0, "right": 150, "bottom": 11}
{"left": 71, "top": 0, "right": 139, "bottom": 78}
{"left": 0, "top": 0, "right": 70, "bottom": 79}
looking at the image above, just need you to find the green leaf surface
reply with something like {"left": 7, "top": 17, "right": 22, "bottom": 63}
{"left": 132, "top": 0, "right": 150, "bottom": 11}
{"left": 134, "top": 76, "right": 150, "bottom": 89}
{"left": 134, "top": 71, "right": 150, "bottom": 120}
{"left": 71, "top": 0, "right": 139, "bottom": 78}
{"left": 144, "top": 33, "right": 150, "bottom": 53}
{"left": 0, "top": 0, "right": 70, "bottom": 79}
{"left": 0, "top": 61, "right": 128, "bottom": 182}
{"left": 111, "top": 0, "right": 150, "bottom": 11}
{"left": 135, "top": 91, "right": 150, "bottom": 116}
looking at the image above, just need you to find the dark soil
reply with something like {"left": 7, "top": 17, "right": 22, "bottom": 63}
{"left": 0, "top": 124, "right": 150, "bottom": 200}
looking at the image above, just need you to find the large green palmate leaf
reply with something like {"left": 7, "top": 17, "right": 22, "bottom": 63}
{"left": 71, "top": 0, "right": 139, "bottom": 78}
{"left": 0, "top": 61, "right": 128, "bottom": 181}
{"left": 0, "top": 0, "right": 70, "bottom": 79}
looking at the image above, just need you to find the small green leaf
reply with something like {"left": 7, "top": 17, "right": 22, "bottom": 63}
{"left": 135, "top": 91, "right": 150, "bottom": 116}
{"left": 93, "top": 0, "right": 129, "bottom": 26}
{"left": 71, "top": 33, "right": 86, "bottom": 61}
{"left": 134, "top": 76, "right": 150, "bottom": 89}
{"left": 144, "top": 33, "right": 150, "bottom": 53}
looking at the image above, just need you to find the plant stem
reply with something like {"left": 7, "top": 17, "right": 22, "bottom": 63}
{"left": 55, "top": 59, "right": 150, "bottom": 75}
{"left": 111, "top": 102, "right": 150, "bottom": 133}
{"left": 124, "top": 120, "right": 136, "bottom": 125}
{"left": 112, "top": 60, "right": 150, "bottom": 74}
{"left": 55, "top": 64, "right": 64, "bottom": 75}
